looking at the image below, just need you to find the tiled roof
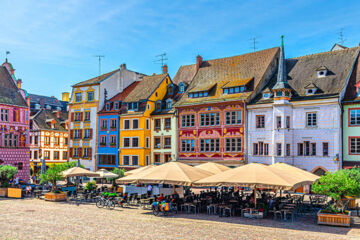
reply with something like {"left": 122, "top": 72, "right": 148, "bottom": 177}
{"left": 189, "top": 83, "right": 217, "bottom": 93}
{"left": 123, "top": 74, "right": 168, "bottom": 102}
{"left": 221, "top": 78, "right": 253, "bottom": 88}
{"left": 0, "top": 66, "right": 28, "bottom": 107}
{"left": 72, "top": 69, "right": 119, "bottom": 87}
{"left": 175, "top": 47, "right": 279, "bottom": 107}
{"left": 31, "top": 109, "right": 68, "bottom": 132}
{"left": 29, "top": 94, "right": 63, "bottom": 107}
{"left": 172, "top": 64, "right": 197, "bottom": 85}
{"left": 252, "top": 47, "right": 360, "bottom": 104}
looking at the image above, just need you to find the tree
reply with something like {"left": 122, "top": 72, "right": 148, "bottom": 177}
{"left": 312, "top": 169, "right": 360, "bottom": 213}
{"left": 110, "top": 168, "right": 126, "bottom": 179}
{"left": 0, "top": 165, "right": 18, "bottom": 187}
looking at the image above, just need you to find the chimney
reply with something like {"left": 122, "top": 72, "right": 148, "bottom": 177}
{"left": 61, "top": 92, "right": 70, "bottom": 102}
{"left": 120, "top": 63, "right": 126, "bottom": 70}
{"left": 162, "top": 64, "right": 168, "bottom": 74}
{"left": 17, "top": 79, "right": 22, "bottom": 89}
{"left": 196, "top": 55, "right": 203, "bottom": 72}
{"left": 56, "top": 110, "right": 61, "bottom": 119}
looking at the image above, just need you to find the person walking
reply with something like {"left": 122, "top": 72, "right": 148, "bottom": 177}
{"left": 147, "top": 185, "right": 152, "bottom": 197}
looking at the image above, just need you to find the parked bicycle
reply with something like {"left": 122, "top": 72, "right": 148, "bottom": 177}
{"left": 152, "top": 201, "right": 177, "bottom": 216}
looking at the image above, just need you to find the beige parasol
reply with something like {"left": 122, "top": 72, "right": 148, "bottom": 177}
{"left": 194, "top": 163, "right": 312, "bottom": 190}
{"left": 124, "top": 165, "right": 157, "bottom": 176}
{"left": 61, "top": 167, "right": 100, "bottom": 178}
{"left": 194, "top": 162, "right": 230, "bottom": 174}
{"left": 270, "top": 162, "right": 319, "bottom": 183}
{"left": 116, "top": 162, "right": 212, "bottom": 186}
{"left": 95, "top": 169, "right": 119, "bottom": 179}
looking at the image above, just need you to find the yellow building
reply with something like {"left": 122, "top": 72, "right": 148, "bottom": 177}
{"left": 119, "top": 72, "right": 172, "bottom": 169}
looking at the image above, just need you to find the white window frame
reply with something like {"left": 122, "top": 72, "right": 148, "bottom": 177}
{"left": 123, "top": 137, "right": 131, "bottom": 148}
{"left": 306, "top": 112, "right": 317, "bottom": 127}
{"left": 132, "top": 119, "right": 139, "bottom": 129}
{"left": 131, "top": 155, "right": 139, "bottom": 166}
{"left": 122, "top": 155, "right": 130, "bottom": 166}
{"left": 131, "top": 137, "right": 139, "bottom": 148}
{"left": 146, "top": 137, "right": 150, "bottom": 148}
{"left": 123, "top": 119, "right": 131, "bottom": 130}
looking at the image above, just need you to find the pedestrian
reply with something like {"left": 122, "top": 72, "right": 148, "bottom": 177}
{"left": 147, "top": 185, "right": 152, "bottom": 197}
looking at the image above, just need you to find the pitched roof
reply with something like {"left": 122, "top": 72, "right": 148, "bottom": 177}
{"left": 252, "top": 47, "right": 360, "bottom": 104}
{"left": 31, "top": 109, "right": 68, "bottom": 132}
{"left": 175, "top": 47, "right": 279, "bottom": 106}
{"left": 0, "top": 66, "right": 28, "bottom": 107}
{"left": 123, "top": 74, "right": 168, "bottom": 102}
{"left": 221, "top": 78, "right": 253, "bottom": 88}
{"left": 29, "top": 94, "right": 64, "bottom": 108}
{"left": 172, "top": 64, "right": 197, "bottom": 85}
{"left": 72, "top": 69, "right": 119, "bottom": 87}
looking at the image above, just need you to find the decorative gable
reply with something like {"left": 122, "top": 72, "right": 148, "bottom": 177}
{"left": 316, "top": 66, "right": 328, "bottom": 78}
{"left": 304, "top": 83, "right": 318, "bottom": 95}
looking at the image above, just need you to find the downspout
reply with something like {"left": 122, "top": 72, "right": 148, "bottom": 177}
{"left": 243, "top": 100, "right": 248, "bottom": 164}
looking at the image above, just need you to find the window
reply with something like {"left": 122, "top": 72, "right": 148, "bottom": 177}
{"left": 110, "top": 119, "right": 117, "bottom": 129}
{"left": 155, "top": 119, "right": 161, "bottom": 130}
{"left": 54, "top": 151, "right": 59, "bottom": 160}
{"left": 181, "top": 114, "right": 195, "bottom": 127}
{"left": 114, "top": 102, "right": 119, "bottom": 111}
{"left": 132, "top": 119, "right": 139, "bottom": 129}
{"left": 286, "top": 144, "right": 291, "bottom": 156}
{"left": 164, "top": 137, "right": 171, "bottom": 148}
{"left": 83, "top": 148, "right": 90, "bottom": 158}
{"left": 35, "top": 136, "right": 38, "bottom": 144}
{"left": 350, "top": 109, "right": 360, "bottom": 125}
{"left": 106, "top": 103, "right": 111, "bottom": 111}
{"left": 146, "top": 155, "right": 150, "bottom": 165}
{"left": 110, "top": 136, "right": 116, "bottom": 146}
{"left": 124, "top": 120, "right": 130, "bottom": 129}
{"left": 146, "top": 119, "right": 150, "bottom": 129}
{"left": 154, "top": 137, "right": 161, "bottom": 149}
{"left": 4, "top": 134, "right": 8, "bottom": 147}
{"left": 75, "top": 112, "right": 82, "bottom": 122}
{"left": 100, "top": 136, "right": 107, "bottom": 146}
{"left": 132, "top": 137, "right": 139, "bottom": 147}
{"left": 276, "top": 116, "right": 282, "bottom": 129}
{"left": 34, "top": 151, "right": 38, "bottom": 160}
{"left": 30, "top": 136, "right": 33, "bottom": 145}
{"left": 323, "top": 142, "right": 329, "bottom": 156}
{"left": 84, "top": 112, "right": 90, "bottom": 121}
{"left": 350, "top": 138, "right": 360, "bottom": 154}
{"left": 73, "top": 148, "right": 79, "bottom": 158}
{"left": 87, "top": 91, "right": 94, "bottom": 102}
{"left": 286, "top": 116, "right": 290, "bottom": 128}
{"left": 123, "top": 137, "right": 130, "bottom": 148}
{"left": 200, "top": 112, "right": 220, "bottom": 126}
{"left": 146, "top": 137, "right": 150, "bottom": 148}
{"left": 165, "top": 118, "right": 171, "bottom": 129}
{"left": 276, "top": 143, "right": 282, "bottom": 156}
{"left": 304, "top": 141, "right": 310, "bottom": 156}
{"left": 311, "top": 143, "right": 316, "bottom": 156}
{"left": 306, "top": 112, "right": 317, "bottom": 127}
{"left": 54, "top": 137, "right": 59, "bottom": 145}
{"left": 75, "top": 93, "right": 82, "bottom": 102}
{"left": 200, "top": 139, "right": 220, "bottom": 152}
{"left": 225, "top": 138, "right": 242, "bottom": 152}
{"left": 298, "top": 143, "right": 304, "bottom": 156}
{"left": 44, "top": 151, "right": 50, "bottom": 160}
{"left": 99, "top": 155, "right": 116, "bottom": 165}
{"left": 101, "top": 119, "right": 107, "bottom": 130}
{"left": 84, "top": 129, "right": 90, "bottom": 139}
{"left": 154, "top": 154, "right": 161, "bottom": 163}
{"left": 45, "top": 136, "right": 50, "bottom": 145}
{"left": 179, "top": 83, "right": 185, "bottom": 93}
{"left": 127, "top": 102, "right": 138, "bottom": 111}
{"left": 63, "top": 151, "right": 68, "bottom": 160}
{"left": 166, "top": 100, "right": 172, "bottom": 109}
{"left": 181, "top": 139, "right": 195, "bottom": 152}
{"left": 164, "top": 154, "right": 171, "bottom": 163}
{"left": 131, "top": 156, "right": 139, "bottom": 166}
{"left": 8, "top": 134, "right": 12, "bottom": 147}
{"left": 264, "top": 144, "right": 269, "bottom": 155}
{"left": 155, "top": 101, "right": 162, "bottom": 111}
{"left": 256, "top": 115, "right": 265, "bottom": 128}
{"left": 123, "top": 156, "right": 130, "bottom": 165}
{"left": 253, "top": 143, "right": 259, "bottom": 155}
{"left": 64, "top": 137, "right": 68, "bottom": 145}
{"left": 225, "top": 111, "right": 242, "bottom": 125}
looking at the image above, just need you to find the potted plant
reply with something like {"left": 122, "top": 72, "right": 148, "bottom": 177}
{"left": 0, "top": 165, "right": 18, "bottom": 197}
{"left": 84, "top": 180, "right": 97, "bottom": 192}
{"left": 312, "top": 168, "right": 360, "bottom": 227}
{"left": 109, "top": 168, "right": 126, "bottom": 192}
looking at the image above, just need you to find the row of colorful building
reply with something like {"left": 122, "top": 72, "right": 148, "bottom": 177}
{"left": 1, "top": 38, "right": 360, "bottom": 181}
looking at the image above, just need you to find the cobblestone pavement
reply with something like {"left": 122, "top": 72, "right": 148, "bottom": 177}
{"left": 0, "top": 199, "right": 359, "bottom": 240}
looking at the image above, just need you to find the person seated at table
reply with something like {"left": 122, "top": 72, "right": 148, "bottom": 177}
{"left": 118, "top": 193, "right": 127, "bottom": 206}
{"left": 25, "top": 184, "right": 32, "bottom": 196}
{"left": 268, "top": 196, "right": 274, "bottom": 209}
{"left": 157, "top": 193, "right": 165, "bottom": 202}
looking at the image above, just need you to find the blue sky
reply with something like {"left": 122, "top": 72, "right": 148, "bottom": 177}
{"left": 1, "top": 0, "right": 360, "bottom": 99}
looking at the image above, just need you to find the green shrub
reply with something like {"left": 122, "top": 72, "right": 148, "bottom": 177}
{"left": 85, "top": 180, "right": 97, "bottom": 191}
{"left": 0, "top": 165, "right": 18, "bottom": 187}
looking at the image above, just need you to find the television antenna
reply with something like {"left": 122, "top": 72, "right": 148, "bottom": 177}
{"left": 338, "top": 28, "right": 346, "bottom": 45}
{"left": 153, "top": 53, "right": 168, "bottom": 72}
{"left": 93, "top": 55, "right": 105, "bottom": 75}
{"left": 249, "top": 37, "right": 259, "bottom": 52}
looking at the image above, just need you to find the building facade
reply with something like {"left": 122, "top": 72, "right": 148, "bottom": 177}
{"left": 0, "top": 60, "right": 30, "bottom": 181}
{"left": 97, "top": 81, "right": 139, "bottom": 169}
{"left": 119, "top": 71, "right": 172, "bottom": 170}
{"left": 248, "top": 38, "right": 360, "bottom": 174}
{"left": 68, "top": 64, "right": 144, "bottom": 171}
{"left": 175, "top": 48, "right": 279, "bottom": 166}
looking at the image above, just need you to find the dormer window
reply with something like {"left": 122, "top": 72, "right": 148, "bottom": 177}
{"left": 106, "top": 103, "right": 111, "bottom": 111}
{"left": 155, "top": 101, "right": 162, "bottom": 111}
{"left": 114, "top": 102, "right": 120, "bottom": 111}
{"left": 316, "top": 66, "right": 328, "bottom": 78}
{"left": 305, "top": 83, "right": 318, "bottom": 95}
{"left": 46, "top": 105, "right": 51, "bottom": 110}
{"left": 188, "top": 91, "right": 208, "bottom": 98}
{"left": 166, "top": 99, "right": 172, "bottom": 109}
{"left": 179, "top": 82, "right": 186, "bottom": 93}
{"left": 127, "top": 102, "right": 138, "bottom": 111}
{"left": 168, "top": 84, "right": 174, "bottom": 95}
{"left": 262, "top": 93, "right": 270, "bottom": 99}
{"left": 223, "top": 86, "right": 245, "bottom": 94}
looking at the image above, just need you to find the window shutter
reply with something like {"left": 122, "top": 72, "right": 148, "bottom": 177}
{"left": 69, "top": 148, "right": 73, "bottom": 158}
{"left": 79, "top": 129, "right": 83, "bottom": 139}
{"left": 89, "top": 129, "right": 93, "bottom": 139}
{"left": 70, "top": 130, "right": 73, "bottom": 139}
{"left": 79, "top": 148, "right": 82, "bottom": 158}
{"left": 88, "top": 148, "right": 92, "bottom": 159}
{"left": 71, "top": 113, "right": 74, "bottom": 122}
{"left": 80, "top": 112, "right": 84, "bottom": 121}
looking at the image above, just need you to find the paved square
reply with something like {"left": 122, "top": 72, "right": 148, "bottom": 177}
{"left": 0, "top": 199, "right": 359, "bottom": 240}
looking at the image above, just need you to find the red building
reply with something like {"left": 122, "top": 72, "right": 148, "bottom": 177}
{"left": 175, "top": 48, "right": 279, "bottom": 166}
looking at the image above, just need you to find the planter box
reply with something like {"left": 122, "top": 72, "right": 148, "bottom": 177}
{"left": 317, "top": 210, "right": 351, "bottom": 227}
{"left": 7, "top": 188, "right": 22, "bottom": 198}
{"left": 44, "top": 192, "right": 67, "bottom": 202}
{"left": 0, "top": 188, "right": 8, "bottom": 197}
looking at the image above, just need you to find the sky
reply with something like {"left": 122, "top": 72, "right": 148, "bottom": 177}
{"left": 1, "top": 0, "right": 360, "bottom": 99}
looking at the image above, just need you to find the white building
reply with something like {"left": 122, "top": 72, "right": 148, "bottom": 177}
{"left": 247, "top": 38, "right": 360, "bottom": 174}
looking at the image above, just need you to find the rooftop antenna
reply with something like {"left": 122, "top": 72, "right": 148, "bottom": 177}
{"left": 93, "top": 55, "right": 105, "bottom": 75}
{"left": 153, "top": 53, "right": 168, "bottom": 72}
{"left": 338, "top": 28, "right": 346, "bottom": 45}
{"left": 249, "top": 37, "right": 259, "bottom": 52}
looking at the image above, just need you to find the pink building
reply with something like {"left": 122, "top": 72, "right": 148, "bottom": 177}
{"left": 0, "top": 59, "right": 30, "bottom": 181}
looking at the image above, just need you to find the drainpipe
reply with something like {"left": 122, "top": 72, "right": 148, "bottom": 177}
{"left": 243, "top": 100, "right": 248, "bottom": 164}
